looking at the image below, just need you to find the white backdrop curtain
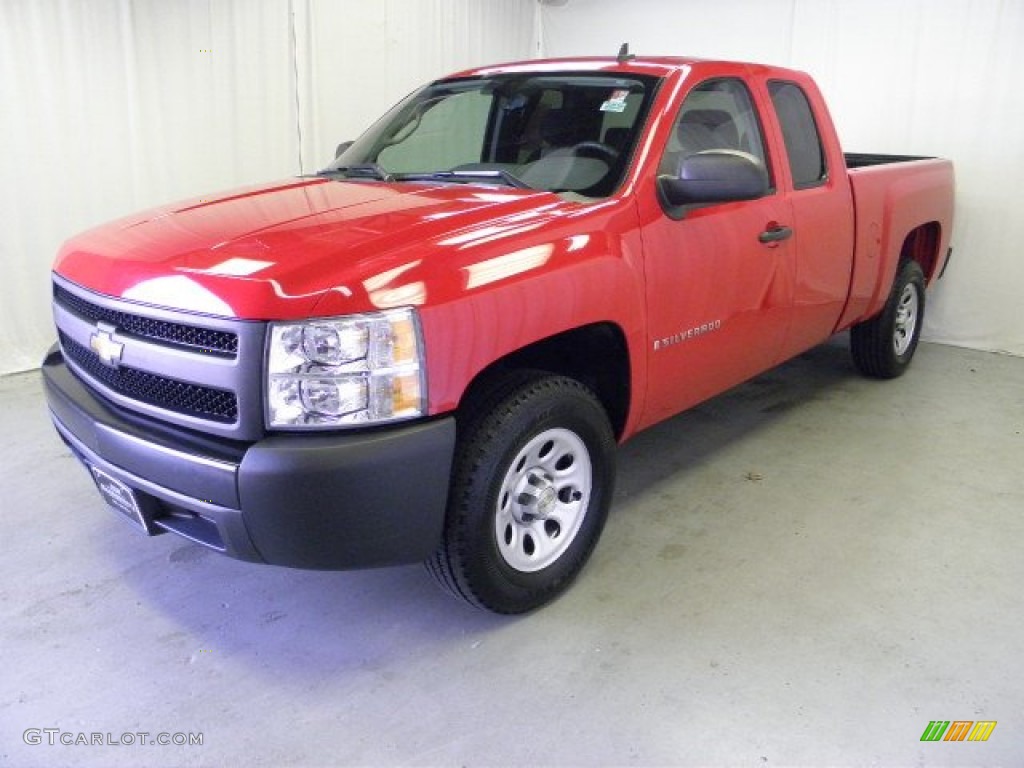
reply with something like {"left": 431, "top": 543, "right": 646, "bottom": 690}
{"left": 0, "top": 0, "right": 538, "bottom": 375}
{"left": 3, "top": 0, "right": 1021, "bottom": 376}
{"left": 539, "top": 0, "right": 1024, "bottom": 357}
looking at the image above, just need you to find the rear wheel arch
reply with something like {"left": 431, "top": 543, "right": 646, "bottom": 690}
{"left": 899, "top": 221, "right": 943, "bottom": 282}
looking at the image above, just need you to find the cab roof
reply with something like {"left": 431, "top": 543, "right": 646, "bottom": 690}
{"left": 445, "top": 55, "right": 815, "bottom": 94}
{"left": 448, "top": 55, "right": 724, "bottom": 80}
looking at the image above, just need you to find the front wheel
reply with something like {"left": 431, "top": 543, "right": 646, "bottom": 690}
{"left": 427, "top": 374, "right": 616, "bottom": 614}
{"left": 850, "top": 260, "right": 926, "bottom": 378}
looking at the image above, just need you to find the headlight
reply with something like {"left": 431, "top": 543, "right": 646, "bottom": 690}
{"left": 266, "top": 308, "right": 425, "bottom": 429}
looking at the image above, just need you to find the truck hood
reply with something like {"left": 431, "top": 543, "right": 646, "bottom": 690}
{"left": 54, "top": 177, "right": 566, "bottom": 319}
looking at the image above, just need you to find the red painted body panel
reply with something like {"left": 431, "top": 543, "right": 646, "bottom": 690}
{"left": 52, "top": 56, "right": 954, "bottom": 440}
{"left": 54, "top": 178, "right": 565, "bottom": 320}
{"left": 749, "top": 69, "right": 858, "bottom": 357}
{"left": 838, "top": 158, "right": 955, "bottom": 329}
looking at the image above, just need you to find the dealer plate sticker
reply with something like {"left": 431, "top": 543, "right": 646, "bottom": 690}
{"left": 90, "top": 466, "right": 148, "bottom": 533}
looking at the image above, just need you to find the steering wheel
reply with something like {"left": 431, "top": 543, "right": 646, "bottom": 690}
{"left": 571, "top": 141, "right": 620, "bottom": 164}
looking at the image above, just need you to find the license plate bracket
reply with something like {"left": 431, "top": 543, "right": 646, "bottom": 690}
{"left": 89, "top": 466, "right": 158, "bottom": 535}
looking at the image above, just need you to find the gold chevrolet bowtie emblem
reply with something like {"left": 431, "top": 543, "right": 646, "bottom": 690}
{"left": 89, "top": 322, "right": 124, "bottom": 368}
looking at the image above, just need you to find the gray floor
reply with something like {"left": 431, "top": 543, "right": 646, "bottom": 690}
{"left": 1, "top": 338, "right": 1022, "bottom": 767}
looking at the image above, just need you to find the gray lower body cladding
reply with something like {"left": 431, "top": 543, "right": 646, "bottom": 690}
{"left": 42, "top": 344, "right": 454, "bottom": 569}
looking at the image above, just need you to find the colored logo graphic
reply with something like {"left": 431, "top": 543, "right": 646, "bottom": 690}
{"left": 921, "top": 721, "right": 996, "bottom": 742}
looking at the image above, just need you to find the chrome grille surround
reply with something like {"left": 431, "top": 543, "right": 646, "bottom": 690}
{"left": 53, "top": 283, "right": 239, "bottom": 356}
{"left": 52, "top": 273, "right": 266, "bottom": 441}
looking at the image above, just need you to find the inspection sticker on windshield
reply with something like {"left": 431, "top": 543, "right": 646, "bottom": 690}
{"left": 600, "top": 90, "right": 630, "bottom": 113}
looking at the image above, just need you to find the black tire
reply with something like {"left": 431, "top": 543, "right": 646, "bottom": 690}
{"left": 427, "top": 373, "right": 616, "bottom": 614}
{"left": 850, "top": 260, "right": 926, "bottom": 379}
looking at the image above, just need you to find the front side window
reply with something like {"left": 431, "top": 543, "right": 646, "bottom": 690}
{"left": 658, "top": 78, "right": 771, "bottom": 181}
{"left": 326, "top": 73, "right": 659, "bottom": 200}
{"left": 768, "top": 80, "right": 827, "bottom": 188}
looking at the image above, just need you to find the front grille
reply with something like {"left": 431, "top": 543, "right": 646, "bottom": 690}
{"left": 60, "top": 332, "right": 238, "bottom": 423}
{"left": 54, "top": 284, "right": 238, "bottom": 357}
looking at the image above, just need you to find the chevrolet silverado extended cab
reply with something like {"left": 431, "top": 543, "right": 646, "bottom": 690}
{"left": 43, "top": 54, "right": 954, "bottom": 613}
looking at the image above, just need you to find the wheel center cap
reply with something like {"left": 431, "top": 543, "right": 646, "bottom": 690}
{"left": 514, "top": 470, "right": 557, "bottom": 522}
{"left": 535, "top": 486, "right": 557, "bottom": 517}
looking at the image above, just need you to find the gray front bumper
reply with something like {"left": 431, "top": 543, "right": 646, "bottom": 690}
{"left": 42, "top": 343, "right": 455, "bottom": 569}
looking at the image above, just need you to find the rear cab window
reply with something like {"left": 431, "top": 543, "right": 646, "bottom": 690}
{"left": 767, "top": 80, "right": 827, "bottom": 189}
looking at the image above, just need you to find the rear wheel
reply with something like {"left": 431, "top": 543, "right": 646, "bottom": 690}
{"left": 851, "top": 260, "right": 926, "bottom": 378}
{"left": 427, "top": 373, "right": 615, "bottom": 614}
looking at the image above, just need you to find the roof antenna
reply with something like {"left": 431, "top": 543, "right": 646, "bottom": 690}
{"left": 617, "top": 42, "right": 635, "bottom": 63}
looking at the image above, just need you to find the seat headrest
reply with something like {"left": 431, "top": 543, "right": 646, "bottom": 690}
{"left": 539, "top": 108, "right": 577, "bottom": 146}
{"left": 677, "top": 109, "right": 739, "bottom": 149}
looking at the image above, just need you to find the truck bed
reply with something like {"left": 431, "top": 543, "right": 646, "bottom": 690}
{"left": 844, "top": 152, "right": 935, "bottom": 168}
{"left": 839, "top": 155, "right": 955, "bottom": 330}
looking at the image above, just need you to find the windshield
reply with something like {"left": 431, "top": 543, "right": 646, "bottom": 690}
{"left": 324, "top": 72, "right": 659, "bottom": 200}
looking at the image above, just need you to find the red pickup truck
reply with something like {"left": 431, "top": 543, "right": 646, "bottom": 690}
{"left": 43, "top": 54, "right": 954, "bottom": 613}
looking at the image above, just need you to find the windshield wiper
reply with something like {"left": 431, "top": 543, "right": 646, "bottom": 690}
{"left": 394, "top": 169, "right": 532, "bottom": 190}
{"left": 317, "top": 166, "right": 533, "bottom": 190}
{"left": 317, "top": 163, "right": 393, "bottom": 182}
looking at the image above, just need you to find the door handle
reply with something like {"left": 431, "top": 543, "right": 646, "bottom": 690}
{"left": 758, "top": 224, "right": 793, "bottom": 244}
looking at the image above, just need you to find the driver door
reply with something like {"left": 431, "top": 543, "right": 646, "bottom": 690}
{"left": 639, "top": 77, "right": 796, "bottom": 427}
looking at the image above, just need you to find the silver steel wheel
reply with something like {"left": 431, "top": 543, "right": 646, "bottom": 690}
{"left": 893, "top": 282, "right": 920, "bottom": 356}
{"left": 429, "top": 374, "right": 615, "bottom": 613}
{"left": 850, "top": 260, "right": 925, "bottom": 379}
{"left": 495, "top": 427, "right": 593, "bottom": 573}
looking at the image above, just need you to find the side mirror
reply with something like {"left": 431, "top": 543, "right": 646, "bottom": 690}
{"left": 335, "top": 141, "right": 354, "bottom": 159}
{"left": 658, "top": 150, "right": 769, "bottom": 208}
